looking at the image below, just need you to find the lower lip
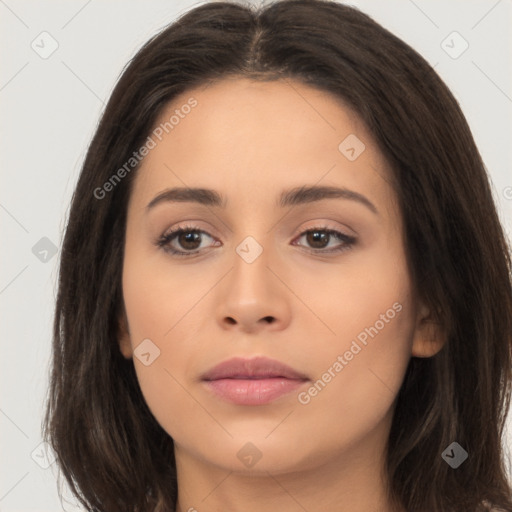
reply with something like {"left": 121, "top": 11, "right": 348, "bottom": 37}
{"left": 203, "top": 377, "right": 308, "bottom": 405}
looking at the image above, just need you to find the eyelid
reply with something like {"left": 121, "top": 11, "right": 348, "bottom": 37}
{"left": 155, "top": 221, "right": 357, "bottom": 258}
{"left": 290, "top": 220, "right": 356, "bottom": 239}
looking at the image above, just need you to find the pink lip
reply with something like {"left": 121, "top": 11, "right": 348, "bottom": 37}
{"left": 201, "top": 357, "right": 309, "bottom": 405}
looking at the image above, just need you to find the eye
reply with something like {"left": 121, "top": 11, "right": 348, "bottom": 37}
{"left": 291, "top": 227, "right": 356, "bottom": 254}
{"left": 156, "top": 225, "right": 218, "bottom": 257}
{"left": 155, "top": 224, "right": 356, "bottom": 257}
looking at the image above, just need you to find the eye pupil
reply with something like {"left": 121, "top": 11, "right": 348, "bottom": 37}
{"left": 160, "top": 226, "right": 353, "bottom": 257}
{"left": 179, "top": 231, "right": 201, "bottom": 250}
{"left": 307, "top": 230, "right": 329, "bottom": 248}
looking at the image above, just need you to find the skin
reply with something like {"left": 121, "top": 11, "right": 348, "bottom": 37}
{"left": 118, "top": 77, "right": 445, "bottom": 512}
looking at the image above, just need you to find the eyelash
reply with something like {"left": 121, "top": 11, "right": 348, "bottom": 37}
{"left": 155, "top": 224, "right": 356, "bottom": 258}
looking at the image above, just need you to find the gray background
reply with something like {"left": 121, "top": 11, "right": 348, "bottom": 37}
{"left": 1, "top": 0, "right": 511, "bottom": 510}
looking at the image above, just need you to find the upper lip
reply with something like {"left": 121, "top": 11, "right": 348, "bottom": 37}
{"left": 201, "top": 356, "right": 309, "bottom": 381}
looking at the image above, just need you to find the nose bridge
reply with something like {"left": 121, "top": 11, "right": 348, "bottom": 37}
{"left": 235, "top": 233, "right": 267, "bottom": 267}
{"left": 227, "top": 195, "right": 275, "bottom": 273}
{"left": 214, "top": 225, "right": 292, "bottom": 331}
{"left": 230, "top": 231, "right": 273, "bottom": 294}
{"left": 215, "top": 190, "right": 286, "bottom": 290}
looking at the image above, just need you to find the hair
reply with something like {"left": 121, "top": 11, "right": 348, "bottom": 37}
{"left": 42, "top": 0, "right": 512, "bottom": 511}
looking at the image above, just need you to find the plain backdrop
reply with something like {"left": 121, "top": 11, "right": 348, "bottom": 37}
{"left": 1, "top": 0, "right": 511, "bottom": 510}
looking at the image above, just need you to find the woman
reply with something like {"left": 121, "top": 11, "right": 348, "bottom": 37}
{"left": 43, "top": 1, "right": 512, "bottom": 511}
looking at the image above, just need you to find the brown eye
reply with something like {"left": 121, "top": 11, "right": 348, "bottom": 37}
{"left": 306, "top": 230, "right": 330, "bottom": 249}
{"left": 157, "top": 226, "right": 217, "bottom": 256}
{"left": 156, "top": 225, "right": 356, "bottom": 258}
{"left": 175, "top": 230, "right": 202, "bottom": 250}
{"left": 293, "top": 228, "right": 356, "bottom": 254}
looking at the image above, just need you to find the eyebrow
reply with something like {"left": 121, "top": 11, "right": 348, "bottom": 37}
{"left": 145, "top": 185, "right": 378, "bottom": 215}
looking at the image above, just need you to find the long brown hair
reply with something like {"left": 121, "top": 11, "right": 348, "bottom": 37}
{"left": 42, "top": 1, "right": 512, "bottom": 510}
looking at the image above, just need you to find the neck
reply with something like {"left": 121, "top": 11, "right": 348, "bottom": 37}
{"left": 173, "top": 429, "right": 402, "bottom": 512}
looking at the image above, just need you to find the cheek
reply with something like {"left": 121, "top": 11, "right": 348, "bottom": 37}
{"left": 130, "top": 360, "right": 211, "bottom": 457}
{"left": 292, "top": 235, "right": 413, "bottom": 356}
{"left": 294, "top": 240, "right": 415, "bottom": 422}
{"left": 121, "top": 240, "right": 212, "bottom": 343}
{"left": 121, "top": 276, "right": 201, "bottom": 441}
{"left": 292, "top": 296, "right": 414, "bottom": 459}
{"left": 121, "top": 248, "right": 214, "bottom": 434}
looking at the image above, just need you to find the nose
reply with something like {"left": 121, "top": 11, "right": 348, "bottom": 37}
{"left": 215, "top": 239, "right": 292, "bottom": 334}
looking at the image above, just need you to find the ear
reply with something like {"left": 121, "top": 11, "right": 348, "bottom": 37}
{"left": 411, "top": 301, "right": 447, "bottom": 358}
{"left": 117, "top": 308, "right": 133, "bottom": 359}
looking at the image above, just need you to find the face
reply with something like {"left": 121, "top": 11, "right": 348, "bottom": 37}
{"left": 118, "top": 77, "right": 443, "bottom": 475}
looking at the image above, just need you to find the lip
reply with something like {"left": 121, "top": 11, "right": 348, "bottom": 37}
{"left": 201, "top": 356, "right": 309, "bottom": 405}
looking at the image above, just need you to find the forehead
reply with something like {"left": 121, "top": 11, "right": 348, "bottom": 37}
{"left": 152, "top": 77, "right": 368, "bottom": 157}
{"left": 129, "top": 77, "right": 394, "bottom": 214}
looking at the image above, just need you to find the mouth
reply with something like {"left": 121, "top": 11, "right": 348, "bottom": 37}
{"left": 200, "top": 356, "right": 309, "bottom": 405}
